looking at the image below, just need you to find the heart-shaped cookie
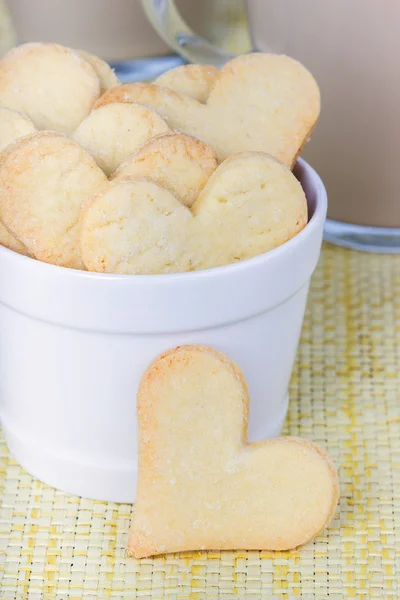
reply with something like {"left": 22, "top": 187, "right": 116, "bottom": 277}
{"left": 128, "top": 345, "right": 339, "bottom": 558}
{"left": 94, "top": 53, "right": 320, "bottom": 166}
{"left": 72, "top": 102, "right": 170, "bottom": 176}
{"left": 0, "top": 43, "right": 103, "bottom": 134}
{"left": 0, "top": 132, "right": 108, "bottom": 268}
{"left": 112, "top": 132, "right": 218, "bottom": 207}
{"left": 81, "top": 150, "right": 307, "bottom": 274}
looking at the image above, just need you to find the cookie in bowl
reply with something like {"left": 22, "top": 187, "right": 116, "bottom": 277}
{"left": 94, "top": 53, "right": 320, "bottom": 166}
{"left": 0, "top": 132, "right": 108, "bottom": 268}
{"left": 81, "top": 143, "right": 308, "bottom": 274}
{"left": 0, "top": 42, "right": 119, "bottom": 134}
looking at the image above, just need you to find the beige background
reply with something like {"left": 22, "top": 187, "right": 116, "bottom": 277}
{"left": 0, "top": 0, "right": 250, "bottom": 58}
{"left": 0, "top": 0, "right": 15, "bottom": 56}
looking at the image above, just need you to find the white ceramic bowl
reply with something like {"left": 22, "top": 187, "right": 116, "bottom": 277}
{"left": 0, "top": 159, "right": 327, "bottom": 502}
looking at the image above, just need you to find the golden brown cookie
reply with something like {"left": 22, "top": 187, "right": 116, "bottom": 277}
{"left": 94, "top": 53, "right": 320, "bottom": 166}
{"left": 81, "top": 151, "right": 307, "bottom": 274}
{"left": 112, "top": 133, "right": 218, "bottom": 207}
{"left": 81, "top": 179, "right": 193, "bottom": 275}
{"left": 72, "top": 102, "right": 170, "bottom": 176}
{"left": 0, "top": 43, "right": 101, "bottom": 134}
{"left": 128, "top": 345, "right": 339, "bottom": 558}
{"left": 0, "top": 132, "right": 108, "bottom": 269}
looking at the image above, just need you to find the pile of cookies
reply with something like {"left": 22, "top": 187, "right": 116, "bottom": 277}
{"left": 0, "top": 43, "right": 320, "bottom": 273}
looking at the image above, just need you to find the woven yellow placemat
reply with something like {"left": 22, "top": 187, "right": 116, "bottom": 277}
{"left": 0, "top": 243, "right": 399, "bottom": 599}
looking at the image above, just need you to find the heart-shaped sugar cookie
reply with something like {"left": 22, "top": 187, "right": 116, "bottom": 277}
{"left": 112, "top": 133, "right": 218, "bottom": 207}
{"left": 72, "top": 102, "right": 170, "bottom": 176}
{"left": 0, "top": 43, "right": 102, "bottom": 134}
{"left": 0, "top": 132, "right": 108, "bottom": 268}
{"left": 94, "top": 53, "right": 320, "bottom": 166}
{"left": 81, "top": 150, "right": 307, "bottom": 274}
{"left": 128, "top": 345, "right": 339, "bottom": 558}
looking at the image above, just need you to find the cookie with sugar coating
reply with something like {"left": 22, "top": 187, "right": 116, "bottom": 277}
{"left": 0, "top": 132, "right": 108, "bottom": 269}
{"left": 155, "top": 64, "right": 219, "bottom": 103}
{"left": 81, "top": 151, "right": 307, "bottom": 275}
{"left": 112, "top": 133, "right": 218, "bottom": 207}
{"left": 128, "top": 344, "right": 339, "bottom": 558}
{"left": 72, "top": 102, "right": 170, "bottom": 176}
{"left": 78, "top": 50, "right": 120, "bottom": 93}
{"left": 0, "top": 43, "right": 101, "bottom": 134}
{"left": 81, "top": 179, "right": 194, "bottom": 275}
{"left": 94, "top": 53, "right": 320, "bottom": 166}
{"left": 0, "top": 107, "right": 36, "bottom": 153}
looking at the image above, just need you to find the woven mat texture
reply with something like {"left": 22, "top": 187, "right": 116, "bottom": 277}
{"left": 0, "top": 244, "right": 399, "bottom": 599}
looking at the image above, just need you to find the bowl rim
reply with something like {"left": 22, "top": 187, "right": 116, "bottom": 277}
{"left": 0, "top": 158, "right": 327, "bottom": 284}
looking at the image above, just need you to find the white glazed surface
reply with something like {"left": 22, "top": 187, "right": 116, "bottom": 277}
{"left": 0, "top": 159, "right": 327, "bottom": 502}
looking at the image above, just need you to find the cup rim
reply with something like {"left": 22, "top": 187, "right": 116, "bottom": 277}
{"left": 0, "top": 157, "right": 327, "bottom": 283}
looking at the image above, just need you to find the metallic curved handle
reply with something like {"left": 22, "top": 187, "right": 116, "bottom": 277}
{"left": 141, "top": 0, "right": 236, "bottom": 67}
